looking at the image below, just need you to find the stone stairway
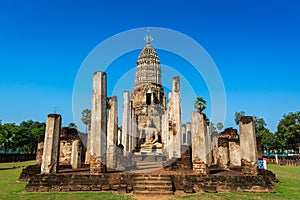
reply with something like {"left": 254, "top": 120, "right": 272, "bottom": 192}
{"left": 133, "top": 174, "right": 174, "bottom": 195}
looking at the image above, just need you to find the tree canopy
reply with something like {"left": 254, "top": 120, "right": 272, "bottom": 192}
{"left": 216, "top": 122, "right": 224, "bottom": 131}
{"left": 0, "top": 120, "right": 45, "bottom": 154}
{"left": 234, "top": 111, "right": 245, "bottom": 125}
{"left": 68, "top": 123, "right": 77, "bottom": 129}
{"left": 277, "top": 111, "right": 300, "bottom": 153}
{"left": 194, "top": 97, "right": 206, "bottom": 113}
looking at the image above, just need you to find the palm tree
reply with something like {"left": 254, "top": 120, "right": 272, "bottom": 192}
{"left": 68, "top": 123, "right": 77, "bottom": 129}
{"left": 0, "top": 123, "right": 17, "bottom": 154}
{"left": 234, "top": 111, "right": 245, "bottom": 125}
{"left": 194, "top": 97, "right": 206, "bottom": 113}
{"left": 216, "top": 122, "right": 224, "bottom": 131}
{"left": 81, "top": 109, "right": 91, "bottom": 133}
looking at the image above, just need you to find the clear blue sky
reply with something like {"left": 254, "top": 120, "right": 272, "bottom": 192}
{"left": 1, "top": 0, "right": 300, "bottom": 132}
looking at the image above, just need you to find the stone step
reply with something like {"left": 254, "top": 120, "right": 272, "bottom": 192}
{"left": 133, "top": 185, "right": 173, "bottom": 191}
{"left": 133, "top": 190, "right": 174, "bottom": 195}
{"left": 134, "top": 180, "right": 173, "bottom": 186}
{"left": 133, "top": 176, "right": 171, "bottom": 181}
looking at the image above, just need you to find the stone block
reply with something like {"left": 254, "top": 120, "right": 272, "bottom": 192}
{"left": 192, "top": 157, "right": 209, "bottom": 175}
{"left": 229, "top": 140, "right": 241, "bottom": 167}
{"left": 198, "top": 185, "right": 217, "bottom": 193}
{"left": 71, "top": 139, "right": 82, "bottom": 169}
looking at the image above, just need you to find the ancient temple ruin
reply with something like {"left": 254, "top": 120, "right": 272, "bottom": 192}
{"left": 21, "top": 31, "right": 278, "bottom": 195}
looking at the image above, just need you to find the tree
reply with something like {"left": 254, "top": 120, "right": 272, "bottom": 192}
{"left": 234, "top": 111, "right": 245, "bottom": 125}
{"left": 81, "top": 109, "right": 91, "bottom": 133}
{"left": 216, "top": 122, "right": 224, "bottom": 131}
{"left": 0, "top": 120, "right": 45, "bottom": 154}
{"left": 253, "top": 117, "right": 276, "bottom": 154}
{"left": 253, "top": 116, "right": 266, "bottom": 132}
{"left": 0, "top": 123, "right": 17, "bottom": 153}
{"left": 68, "top": 123, "right": 77, "bottom": 129}
{"left": 18, "top": 120, "right": 46, "bottom": 153}
{"left": 194, "top": 97, "right": 206, "bottom": 113}
{"left": 277, "top": 111, "right": 300, "bottom": 153}
{"left": 209, "top": 122, "right": 216, "bottom": 132}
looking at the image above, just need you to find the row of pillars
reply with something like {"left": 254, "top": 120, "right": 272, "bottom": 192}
{"left": 41, "top": 72, "right": 118, "bottom": 174}
{"left": 40, "top": 71, "right": 258, "bottom": 175}
{"left": 191, "top": 112, "right": 258, "bottom": 174}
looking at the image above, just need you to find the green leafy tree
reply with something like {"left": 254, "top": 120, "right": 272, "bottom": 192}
{"left": 253, "top": 116, "right": 277, "bottom": 153}
{"left": 18, "top": 120, "right": 46, "bottom": 153}
{"left": 68, "top": 123, "right": 77, "bottom": 129}
{"left": 254, "top": 116, "right": 266, "bottom": 131}
{"left": 277, "top": 112, "right": 300, "bottom": 153}
{"left": 0, "top": 120, "right": 45, "bottom": 154}
{"left": 209, "top": 122, "right": 216, "bottom": 132}
{"left": 0, "top": 123, "right": 17, "bottom": 153}
{"left": 194, "top": 97, "right": 206, "bottom": 113}
{"left": 216, "top": 122, "right": 224, "bottom": 131}
{"left": 234, "top": 111, "right": 245, "bottom": 125}
{"left": 81, "top": 109, "right": 91, "bottom": 133}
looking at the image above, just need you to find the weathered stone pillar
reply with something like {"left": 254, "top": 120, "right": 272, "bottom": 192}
{"left": 36, "top": 135, "right": 44, "bottom": 165}
{"left": 229, "top": 140, "right": 241, "bottom": 167}
{"left": 85, "top": 123, "right": 91, "bottom": 164}
{"left": 41, "top": 114, "right": 61, "bottom": 174}
{"left": 90, "top": 71, "right": 107, "bottom": 173}
{"left": 71, "top": 139, "right": 82, "bottom": 169}
{"left": 182, "top": 124, "right": 186, "bottom": 144}
{"left": 218, "top": 138, "right": 229, "bottom": 168}
{"left": 128, "top": 101, "right": 133, "bottom": 153}
{"left": 206, "top": 125, "right": 212, "bottom": 166}
{"left": 186, "top": 122, "right": 191, "bottom": 145}
{"left": 191, "top": 112, "right": 209, "bottom": 173}
{"left": 131, "top": 113, "right": 137, "bottom": 152}
{"left": 161, "top": 113, "right": 168, "bottom": 153}
{"left": 107, "top": 96, "right": 118, "bottom": 169}
{"left": 172, "top": 76, "right": 182, "bottom": 158}
{"left": 239, "top": 116, "right": 258, "bottom": 174}
{"left": 211, "top": 132, "right": 219, "bottom": 165}
{"left": 166, "top": 76, "right": 182, "bottom": 159}
{"left": 122, "top": 91, "right": 131, "bottom": 156}
{"left": 117, "top": 128, "right": 122, "bottom": 145}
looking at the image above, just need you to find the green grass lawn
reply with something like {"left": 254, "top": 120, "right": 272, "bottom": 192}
{"left": 0, "top": 161, "right": 299, "bottom": 200}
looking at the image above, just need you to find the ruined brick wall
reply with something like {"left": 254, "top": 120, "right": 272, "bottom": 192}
{"left": 59, "top": 128, "right": 81, "bottom": 165}
{"left": 171, "top": 174, "right": 275, "bottom": 193}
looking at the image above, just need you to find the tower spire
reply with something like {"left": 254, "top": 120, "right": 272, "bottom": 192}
{"left": 144, "top": 28, "right": 153, "bottom": 44}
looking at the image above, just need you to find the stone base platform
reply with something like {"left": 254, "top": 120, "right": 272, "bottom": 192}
{"left": 24, "top": 169, "right": 276, "bottom": 193}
